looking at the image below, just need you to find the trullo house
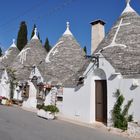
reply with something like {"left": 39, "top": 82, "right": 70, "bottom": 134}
{"left": 0, "top": 0, "right": 140, "bottom": 127}
{"left": 42, "top": 0, "right": 140, "bottom": 125}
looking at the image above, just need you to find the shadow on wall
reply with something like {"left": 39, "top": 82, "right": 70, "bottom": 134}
{"left": 130, "top": 85, "right": 137, "bottom": 90}
{"left": 108, "top": 74, "right": 118, "bottom": 81}
{"left": 74, "top": 83, "right": 84, "bottom": 92}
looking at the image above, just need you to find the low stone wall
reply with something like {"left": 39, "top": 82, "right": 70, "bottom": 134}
{"left": 127, "top": 122, "right": 140, "bottom": 139}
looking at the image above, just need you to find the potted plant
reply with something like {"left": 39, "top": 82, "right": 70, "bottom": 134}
{"left": 1, "top": 97, "right": 8, "bottom": 105}
{"left": 37, "top": 104, "right": 59, "bottom": 120}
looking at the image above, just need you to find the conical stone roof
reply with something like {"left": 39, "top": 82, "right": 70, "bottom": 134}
{"left": 95, "top": 1, "right": 140, "bottom": 78}
{"left": 11, "top": 37, "right": 47, "bottom": 81}
{"left": 0, "top": 39, "right": 20, "bottom": 68}
{"left": 39, "top": 22, "right": 88, "bottom": 87}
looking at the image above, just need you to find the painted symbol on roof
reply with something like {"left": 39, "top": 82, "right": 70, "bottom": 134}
{"left": 102, "top": 18, "right": 131, "bottom": 51}
{"left": 18, "top": 48, "right": 30, "bottom": 64}
{"left": 46, "top": 41, "right": 64, "bottom": 63}
{"left": 2, "top": 50, "right": 12, "bottom": 59}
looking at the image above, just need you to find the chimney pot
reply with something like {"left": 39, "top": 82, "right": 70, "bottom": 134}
{"left": 90, "top": 19, "right": 105, "bottom": 54}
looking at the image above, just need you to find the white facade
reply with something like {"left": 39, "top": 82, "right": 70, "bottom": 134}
{"left": 22, "top": 67, "right": 44, "bottom": 109}
{"left": 13, "top": 85, "right": 23, "bottom": 100}
{"left": 0, "top": 70, "right": 10, "bottom": 99}
{"left": 22, "top": 81, "right": 37, "bottom": 109}
{"left": 60, "top": 54, "right": 140, "bottom": 125}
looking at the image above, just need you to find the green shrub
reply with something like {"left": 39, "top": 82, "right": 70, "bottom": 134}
{"left": 112, "top": 90, "right": 133, "bottom": 131}
{"left": 42, "top": 105, "right": 59, "bottom": 114}
{"left": 36, "top": 104, "right": 44, "bottom": 110}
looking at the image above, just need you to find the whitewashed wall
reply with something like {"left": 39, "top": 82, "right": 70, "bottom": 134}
{"left": 0, "top": 70, "right": 10, "bottom": 99}
{"left": 61, "top": 54, "right": 140, "bottom": 125}
{"left": 62, "top": 63, "right": 95, "bottom": 123}
{"left": 99, "top": 54, "right": 140, "bottom": 125}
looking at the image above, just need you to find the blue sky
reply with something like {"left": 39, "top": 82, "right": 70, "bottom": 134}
{"left": 0, "top": 0, "right": 139, "bottom": 54}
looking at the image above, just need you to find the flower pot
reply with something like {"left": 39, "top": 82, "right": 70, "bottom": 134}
{"left": 1, "top": 99, "right": 7, "bottom": 105}
{"left": 37, "top": 109, "right": 54, "bottom": 120}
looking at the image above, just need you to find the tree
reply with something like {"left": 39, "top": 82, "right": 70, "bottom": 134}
{"left": 17, "top": 21, "right": 28, "bottom": 51}
{"left": 83, "top": 46, "right": 87, "bottom": 54}
{"left": 0, "top": 47, "right": 2, "bottom": 57}
{"left": 38, "top": 32, "right": 42, "bottom": 43}
{"left": 30, "top": 24, "right": 36, "bottom": 39}
{"left": 44, "top": 38, "right": 51, "bottom": 52}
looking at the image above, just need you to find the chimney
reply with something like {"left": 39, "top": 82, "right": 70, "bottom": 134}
{"left": 90, "top": 20, "right": 105, "bottom": 54}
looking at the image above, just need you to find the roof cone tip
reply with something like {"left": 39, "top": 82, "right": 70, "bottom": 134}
{"left": 32, "top": 28, "right": 39, "bottom": 40}
{"left": 122, "top": 0, "right": 135, "bottom": 14}
{"left": 63, "top": 21, "right": 73, "bottom": 36}
{"left": 126, "top": 0, "right": 131, "bottom": 5}
{"left": 11, "top": 39, "right": 16, "bottom": 47}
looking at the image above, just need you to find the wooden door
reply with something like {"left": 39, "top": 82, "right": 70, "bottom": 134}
{"left": 95, "top": 80, "right": 107, "bottom": 123}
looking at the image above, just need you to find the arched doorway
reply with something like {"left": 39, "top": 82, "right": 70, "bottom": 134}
{"left": 94, "top": 69, "right": 107, "bottom": 123}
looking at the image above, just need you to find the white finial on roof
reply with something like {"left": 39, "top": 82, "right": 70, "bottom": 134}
{"left": 126, "top": 0, "right": 131, "bottom": 5}
{"left": 11, "top": 39, "right": 16, "bottom": 48}
{"left": 32, "top": 28, "right": 38, "bottom": 40}
{"left": 67, "top": 22, "right": 70, "bottom": 29}
{"left": 122, "top": 0, "right": 135, "bottom": 14}
{"left": 63, "top": 22, "right": 73, "bottom": 36}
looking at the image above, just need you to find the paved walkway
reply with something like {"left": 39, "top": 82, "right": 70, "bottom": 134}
{"left": 0, "top": 105, "right": 131, "bottom": 140}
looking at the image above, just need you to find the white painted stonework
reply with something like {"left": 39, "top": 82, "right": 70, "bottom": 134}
{"left": 18, "top": 48, "right": 30, "bottom": 64}
{"left": 44, "top": 91, "right": 52, "bottom": 106}
{"left": 29, "top": 66, "right": 44, "bottom": 83}
{"left": 22, "top": 81, "right": 37, "bottom": 109}
{"left": 13, "top": 85, "right": 22, "bottom": 100}
{"left": 44, "top": 87, "right": 57, "bottom": 106}
{"left": 0, "top": 70, "right": 10, "bottom": 99}
{"left": 101, "top": 18, "right": 130, "bottom": 51}
{"left": 45, "top": 41, "right": 64, "bottom": 63}
{"left": 59, "top": 54, "right": 140, "bottom": 125}
{"left": 37, "top": 109, "right": 54, "bottom": 120}
{"left": 61, "top": 63, "right": 96, "bottom": 123}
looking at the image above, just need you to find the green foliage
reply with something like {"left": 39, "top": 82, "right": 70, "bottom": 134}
{"left": 42, "top": 105, "right": 59, "bottom": 114}
{"left": 112, "top": 90, "right": 133, "bottom": 130}
{"left": 38, "top": 32, "right": 42, "bottom": 43}
{"left": 17, "top": 21, "right": 28, "bottom": 51}
{"left": 37, "top": 104, "right": 59, "bottom": 114}
{"left": 0, "top": 47, "right": 2, "bottom": 57}
{"left": 37, "top": 103, "right": 44, "bottom": 110}
{"left": 44, "top": 38, "right": 51, "bottom": 52}
{"left": 83, "top": 46, "right": 87, "bottom": 54}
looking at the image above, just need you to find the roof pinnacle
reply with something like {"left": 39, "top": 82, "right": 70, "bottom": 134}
{"left": 122, "top": 0, "right": 135, "bottom": 14}
{"left": 67, "top": 22, "right": 70, "bottom": 30}
{"left": 11, "top": 39, "right": 16, "bottom": 48}
{"left": 126, "top": 0, "right": 131, "bottom": 5}
{"left": 32, "top": 28, "right": 38, "bottom": 40}
{"left": 63, "top": 21, "right": 73, "bottom": 36}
